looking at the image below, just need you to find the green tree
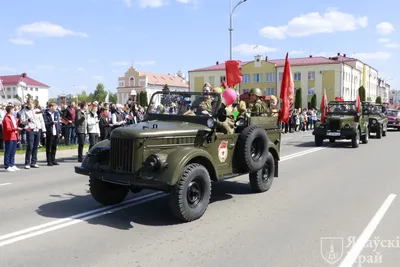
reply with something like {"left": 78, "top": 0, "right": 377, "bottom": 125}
{"left": 142, "top": 91, "right": 148, "bottom": 106}
{"left": 358, "top": 86, "right": 366, "bottom": 102}
{"left": 76, "top": 90, "right": 90, "bottom": 103}
{"left": 161, "top": 84, "right": 172, "bottom": 106}
{"left": 311, "top": 94, "right": 317, "bottom": 109}
{"left": 294, "top": 88, "right": 302, "bottom": 109}
{"left": 90, "top": 83, "right": 107, "bottom": 102}
{"left": 108, "top": 92, "right": 118, "bottom": 104}
{"left": 138, "top": 91, "right": 144, "bottom": 106}
{"left": 376, "top": 96, "right": 382, "bottom": 104}
{"left": 14, "top": 94, "right": 22, "bottom": 102}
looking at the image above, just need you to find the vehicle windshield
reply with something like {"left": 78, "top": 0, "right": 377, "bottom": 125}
{"left": 327, "top": 102, "right": 357, "bottom": 115}
{"left": 387, "top": 110, "right": 400, "bottom": 117}
{"left": 363, "top": 104, "right": 384, "bottom": 115}
{"left": 146, "top": 91, "right": 222, "bottom": 116}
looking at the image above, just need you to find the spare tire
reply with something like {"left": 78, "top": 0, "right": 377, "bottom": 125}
{"left": 236, "top": 125, "right": 269, "bottom": 173}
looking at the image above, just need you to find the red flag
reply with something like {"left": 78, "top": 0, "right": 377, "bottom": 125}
{"left": 356, "top": 94, "right": 361, "bottom": 113}
{"left": 320, "top": 89, "right": 328, "bottom": 123}
{"left": 225, "top": 60, "right": 242, "bottom": 88}
{"left": 221, "top": 81, "right": 227, "bottom": 89}
{"left": 279, "top": 53, "right": 294, "bottom": 123}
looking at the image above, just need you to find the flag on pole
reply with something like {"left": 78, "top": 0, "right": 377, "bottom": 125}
{"left": 356, "top": 94, "right": 361, "bottom": 113}
{"left": 320, "top": 89, "right": 328, "bottom": 123}
{"left": 278, "top": 52, "right": 294, "bottom": 123}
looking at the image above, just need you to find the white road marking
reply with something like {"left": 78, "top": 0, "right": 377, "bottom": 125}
{"left": 339, "top": 194, "right": 397, "bottom": 267}
{"left": 0, "top": 147, "right": 326, "bottom": 247}
{"left": 0, "top": 183, "right": 11, "bottom": 187}
{"left": 281, "top": 137, "right": 293, "bottom": 140}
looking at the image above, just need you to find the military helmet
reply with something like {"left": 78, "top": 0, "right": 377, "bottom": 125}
{"left": 213, "top": 87, "right": 223, "bottom": 94}
{"left": 250, "top": 87, "right": 263, "bottom": 97}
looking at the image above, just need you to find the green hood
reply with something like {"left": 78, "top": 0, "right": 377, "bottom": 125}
{"left": 111, "top": 121, "right": 211, "bottom": 138}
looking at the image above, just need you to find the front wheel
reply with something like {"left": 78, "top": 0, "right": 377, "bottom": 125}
{"left": 89, "top": 177, "right": 129, "bottom": 206}
{"left": 361, "top": 127, "right": 369, "bottom": 144}
{"left": 376, "top": 126, "right": 382, "bottom": 139}
{"left": 169, "top": 163, "right": 211, "bottom": 222}
{"left": 351, "top": 130, "right": 360, "bottom": 148}
{"left": 249, "top": 152, "right": 275, "bottom": 193}
{"left": 315, "top": 136, "right": 323, "bottom": 146}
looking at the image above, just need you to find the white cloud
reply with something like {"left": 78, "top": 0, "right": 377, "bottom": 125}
{"left": 77, "top": 67, "right": 85, "bottom": 71}
{"left": 135, "top": 60, "right": 156, "bottom": 66}
{"left": 36, "top": 65, "right": 55, "bottom": 70}
{"left": 123, "top": 0, "right": 132, "bottom": 7}
{"left": 378, "top": 38, "right": 390, "bottom": 43}
{"left": 289, "top": 50, "right": 304, "bottom": 55}
{"left": 138, "top": 0, "right": 164, "bottom": 8}
{"left": 311, "top": 52, "right": 333, "bottom": 57}
{"left": 0, "top": 66, "right": 16, "bottom": 72}
{"left": 233, "top": 44, "right": 277, "bottom": 55}
{"left": 385, "top": 43, "right": 400, "bottom": 48}
{"left": 376, "top": 22, "right": 395, "bottom": 35}
{"left": 112, "top": 61, "right": 130, "bottom": 66}
{"left": 260, "top": 9, "right": 368, "bottom": 39}
{"left": 93, "top": 75, "right": 103, "bottom": 81}
{"left": 17, "top": 22, "right": 88, "bottom": 38}
{"left": 9, "top": 38, "right": 34, "bottom": 45}
{"left": 352, "top": 52, "right": 391, "bottom": 61}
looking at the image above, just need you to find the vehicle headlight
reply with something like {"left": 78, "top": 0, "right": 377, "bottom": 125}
{"left": 344, "top": 124, "right": 351, "bottom": 129}
{"left": 372, "top": 119, "right": 377, "bottom": 124}
{"left": 207, "top": 117, "right": 216, "bottom": 128}
{"left": 144, "top": 154, "right": 168, "bottom": 171}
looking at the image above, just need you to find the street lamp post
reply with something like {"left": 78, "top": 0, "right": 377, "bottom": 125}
{"left": 229, "top": 0, "right": 247, "bottom": 60}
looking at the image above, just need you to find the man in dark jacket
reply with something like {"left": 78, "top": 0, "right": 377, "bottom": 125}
{"left": 43, "top": 102, "right": 61, "bottom": 166}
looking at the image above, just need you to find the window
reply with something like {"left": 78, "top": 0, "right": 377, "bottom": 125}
{"left": 264, "top": 88, "right": 267, "bottom": 95}
{"left": 294, "top": 72, "right": 301, "bottom": 81}
{"left": 308, "top": 88, "right": 315, "bottom": 95}
{"left": 243, "top": 89, "right": 249, "bottom": 93}
{"left": 266, "top": 72, "right": 276, "bottom": 82}
{"left": 253, "top": 73, "right": 262, "bottom": 83}
{"left": 220, "top": 76, "right": 226, "bottom": 83}
{"left": 279, "top": 72, "right": 283, "bottom": 81}
{"left": 267, "top": 88, "right": 274, "bottom": 95}
{"left": 308, "top": 71, "right": 315, "bottom": 81}
{"left": 208, "top": 76, "right": 215, "bottom": 85}
{"left": 242, "top": 74, "right": 250, "bottom": 83}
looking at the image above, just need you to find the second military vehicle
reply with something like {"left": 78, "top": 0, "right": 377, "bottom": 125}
{"left": 75, "top": 91, "right": 281, "bottom": 222}
{"left": 313, "top": 100, "right": 369, "bottom": 148}
{"left": 362, "top": 102, "right": 388, "bottom": 138}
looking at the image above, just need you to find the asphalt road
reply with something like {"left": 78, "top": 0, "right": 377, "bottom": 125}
{"left": 0, "top": 129, "right": 399, "bottom": 267}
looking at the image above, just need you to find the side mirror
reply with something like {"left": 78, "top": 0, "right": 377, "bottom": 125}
{"left": 217, "top": 107, "right": 227, "bottom": 122}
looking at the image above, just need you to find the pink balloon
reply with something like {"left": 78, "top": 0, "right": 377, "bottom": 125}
{"left": 222, "top": 88, "right": 237, "bottom": 106}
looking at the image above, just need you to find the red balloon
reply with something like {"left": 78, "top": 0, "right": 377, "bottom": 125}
{"left": 222, "top": 88, "right": 237, "bottom": 106}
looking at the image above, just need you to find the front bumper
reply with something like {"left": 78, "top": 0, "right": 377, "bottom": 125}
{"left": 74, "top": 166, "right": 169, "bottom": 191}
{"left": 312, "top": 127, "right": 357, "bottom": 139}
{"left": 387, "top": 121, "right": 400, "bottom": 128}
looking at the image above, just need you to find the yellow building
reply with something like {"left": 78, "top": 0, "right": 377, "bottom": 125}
{"left": 117, "top": 66, "right": 189, "bottom": 104}
{"left": 189, "top": 53, "right": 380, "bottom": 108}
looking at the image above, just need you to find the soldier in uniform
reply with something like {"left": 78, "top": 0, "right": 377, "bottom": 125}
{"left": 268, "top": 95, "right": 279, "bottom": 117}
{"left": 213, "top": 87, "right": 235, "bottom": 134}
{"left": 249, "top": 88, "right": 268, "bottom": 116}
{"left": 198, "top": 83, "right": 213, "bottom": 115}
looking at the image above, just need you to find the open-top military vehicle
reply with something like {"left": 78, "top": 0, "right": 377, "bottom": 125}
{"left": 361, "top": 101, "right": 388, "bottom": 138}
{"left": 312, "top": 100, "right": 369, "bottom": 148}
{"left": 75, "top": 91, "right": 281, "bottom": 222}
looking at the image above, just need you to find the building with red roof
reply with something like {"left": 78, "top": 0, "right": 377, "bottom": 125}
{"left": 189, "top": 53, "right": 388, "bottom": 108}
{"left": 0, "top": 73, "right": 50, "bottom": 105}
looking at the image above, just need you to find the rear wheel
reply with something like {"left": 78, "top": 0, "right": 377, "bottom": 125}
{"left": 89, "top": 177, "right": 129, "bottom": 206}
{"left": 249, "top": 152, "right": 275, "bottom": 193}
{"left": 376, "top": 125, "right": 382, "bottom": 139}
{"left": 361, "top": 127, "right": 369, "bottom": 144}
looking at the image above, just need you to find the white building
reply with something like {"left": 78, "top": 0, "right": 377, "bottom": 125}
{"left": 378, "top": 78, "right": 390, "bottom": 103}
{"left": 116, "top": 67, "right": 189, "bottom": 105}
{"left": 389, "top": 90, "right": 400, "bottom": 105}
{"left": 0, "top": 74, "right": 50, "bottom": 105}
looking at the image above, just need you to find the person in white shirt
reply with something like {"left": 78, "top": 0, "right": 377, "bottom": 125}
{"left": 20, "top": 100, "right": 46, "bottom": 169}
{"left": 87, "top": 104, "right": 100, "bottom": 150}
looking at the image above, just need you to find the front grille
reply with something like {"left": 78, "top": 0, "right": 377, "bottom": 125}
{"left": 110, "top": 138, "right": 134, "bottom": 172}
{"left": 328, "top": 119, "right": 341, "bottom": 131}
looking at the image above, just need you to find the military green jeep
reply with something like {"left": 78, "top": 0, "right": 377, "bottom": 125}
{"left": 75, "top": 91, "right": 281, "bottom": 222}
{"left": 312, "top": 101, "right": 369, "bottom": 148}
{"left": 361, "top": 101, "right": 388, "bottom": 138}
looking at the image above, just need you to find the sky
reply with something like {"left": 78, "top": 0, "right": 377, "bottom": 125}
{"left": 1, "top": 0, "right": 399, "bottom": 98}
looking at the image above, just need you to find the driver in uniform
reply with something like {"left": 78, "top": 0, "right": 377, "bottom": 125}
{"left": 249, "top": 88, "right": 268, "bottom": 116}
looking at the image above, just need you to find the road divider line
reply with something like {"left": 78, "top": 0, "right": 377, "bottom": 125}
{"left": 0, "top": 193, "right": 166, "bottom": 247}
{"left": 339, "top": 193, "right": 397, "bottom": 267}
{"left": 0, "top": 191, "right": 163, "bottom": 242}
{"left": 0, "top": 183, "right": 11, "bottom": 187}
{"left": 0, "top": 147, "right": 327, "bottom": 247}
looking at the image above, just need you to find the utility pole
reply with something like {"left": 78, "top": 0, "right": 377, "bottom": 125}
{"left": 229, "top": 0, "right": 248, "bottom": 60}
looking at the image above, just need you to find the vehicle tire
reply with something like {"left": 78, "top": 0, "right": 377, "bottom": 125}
{"left": 376, "top": 126, "right": 382, "bottom": 139}
{"left": 351, "top": 130, "right": 360, "bottom": 148}
{"left": 89, "top": 177, "right": 129, "bottom": 206}
{"left": 382, "top": 127, "right": 387, "bottom": 137}
{"left": 315, "top": 136, "right": 323, "bottom": 146}
{"left": 249, "top": 152, "right": 275, "bottom": 193}
{"left": 236, "top": 125, "right": 269, "bottom": 173}
{"left": 361, "top": 127, "right": 369, "bottom": 144}
{"left": 169, "top": 163, "right": 211, "bottom": 222}
{"left": 329, "top": 138, "right": 335, "bottom": 143}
